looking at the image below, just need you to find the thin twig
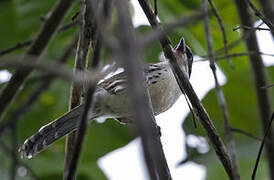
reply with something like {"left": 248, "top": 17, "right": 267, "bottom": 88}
{"left": 0, "top": 0, "right": 77, "bottom": 121}
{"left": 0, "top": 140, "right": 37, "bottom": 179}
{"left": 246, "top": 0, "right": 274, "bottom": 32}
{"left": 91, "top": 36, "right": 103, "bottom": 67}
{"left": 214, "top": 21, "right": 264, "bottom": 56}
{"left": 252, "top": 112, "right": 274, "bottom": 180}
{"left": 88, "top": 0, "right": 118, "bottom": 52}
{"left": 138, "top": 0, "right": 234, "bottom": 179}
{"left": 0, "top": 38, "right": 77, "bottom": 137}
{"left": 0, "top": 40, "right": 33, "bottom": 56}
{"left": 57, "top": 20, "right": 80, "bottom": 33}
{"left": 10, "top": 124, "right": 18, "bottom": 180}
{"left": 141, "top": 11, "right": 206, "bottom": 48}
{"left": 257, "top": 0, "right": 274, "bottom": 38}
{"left": 196, "top": 51, "right": 274, "bottom": 62}
{"left": 0, "top": 21, "right": 79, "bottom": 57}
{"left": 233, "top": 25, "right": 273, "bottom": 32}
{"left": 202, "top": 1, "right": 239, "bottom": 179}
{"left": 261, "top": 83, "right": 274, "bottom": 89}
{"left": 207, "top": 0, "right": 233, "bottom": 68}
{"left": 230, "top": 127, "right": 262, "bottom": 141}
{"left": 153, "top": 0, "right": 158, "bottom": 15}
{"left": 0, "top": 57, "right": 111, "bottom": 86}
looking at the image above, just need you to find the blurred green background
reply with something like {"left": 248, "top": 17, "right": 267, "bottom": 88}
{"left": 0, "top": 0, "right": 273, "bottom": 179}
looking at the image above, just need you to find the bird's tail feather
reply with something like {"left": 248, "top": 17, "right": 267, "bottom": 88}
{"left": 19, "top": 104, "right": 89, "bottom": 159}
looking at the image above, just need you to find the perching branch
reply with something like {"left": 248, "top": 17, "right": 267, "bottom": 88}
{"left": 0, "top": 0, "right": 77, "bottom": 121}
{"left": 138, "top": 0, "right": 235, "bottom": 179}
{"left": 202, "top": 0, "right": 239, "bottom": 179}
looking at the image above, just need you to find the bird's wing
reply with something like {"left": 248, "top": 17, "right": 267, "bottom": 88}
{"left": 97, "top": 62, "right": 165, "bottom": 95}
{"left": 97, "top": 71, "right": 128, "bottom": 95}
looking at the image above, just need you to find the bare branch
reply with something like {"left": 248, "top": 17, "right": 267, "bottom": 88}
{"left": 257, "top": 0, "right": 274, "bottom": 38}
{"left": 138, "top": 0, "right": 235, "bottom": 179}
{"left": 0, "top": 140, "right": 37, "bottom": 179}
{"left": 0, "top": 40, "right": 32, "bottom": 57}
{"left": 233, "top": 25, "right": 273, "bottom": 32}
{"left": 0, "top": 0, "right": 77, "bottom": 121}
{"left": 202, "top": 0, "right": 240, "bottom": 179}
{"left": 10, "top": 124, "right": 18, "bottom": 180}
{"left": 252, "top": 112, "right": 274, "bottom": 180}
{"left": 234, "top": 0, "right": 274, "bottom": 179}
{"left": 0, "top": 20, "right": 79, "bottom": 57}
{"left": 202, "top": 0, "right": 240, "bottom": 180}
{"left": 261, "top": 83, "right": 274, "bottom": 89}
{"left": 153, "top": 0, "right": 158, "bottom": 15}
{"left": 64, "top": 1, "right": 94, "bottom": 179}
{"left": 141, "top": 11, "right": 206, "bottom": 48}
{"left": 230, "top": 127, "right": 262, "bottom": 141}
{"left": 196, "top": 51, "right": 274, "bottom": 62}
{"left": 207, "top": 0, "right": 234, "bottom": 68}
{"left": 0, "top": 38, "right": 77, "bottom": 138}
{"left": 214, "top": 21, "right": 264, "bottom": 56}
{"left": 57, "top": 20, "right": 79, "bottom": 33}
{"left": 246, "top": 0, "right": 274, "bottom": 32}
{"left": 115, "top": 0, "right": 172, "bottom": 179}
{"left": 64, "top": 86, "right": 96, "bottom": 180}
{"left": 0, "top": 57, "right": 110, "bottom": 86}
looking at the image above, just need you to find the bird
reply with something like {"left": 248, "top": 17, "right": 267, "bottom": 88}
{"left": 19, "top": 37, "right": 193, "bottom": 159}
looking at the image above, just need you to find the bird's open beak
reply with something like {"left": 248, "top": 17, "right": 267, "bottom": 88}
{"left": 175, "top": 37, "right": 185, "bottom": 54}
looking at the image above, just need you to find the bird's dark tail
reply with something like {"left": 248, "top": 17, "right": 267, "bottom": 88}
{"left": 19, "top": 104, "right": 89, "bottom": 159}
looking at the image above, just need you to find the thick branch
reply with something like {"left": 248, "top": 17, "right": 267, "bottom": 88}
{"left": 0, "top": 0, "right": 77, "bottom": 120}
{"left": 114, "top": 0, "right": 172, "bottom": 179}
{"left": 138, "top": 0, "right": 234, "bottom": 179}
{"left": 234, "top": 0, "right": 274, "bottom": 179}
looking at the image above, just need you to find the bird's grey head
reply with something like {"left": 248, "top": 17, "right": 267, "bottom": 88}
{"left": 174, "top": 37, "right": 193, "bottom": 78}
